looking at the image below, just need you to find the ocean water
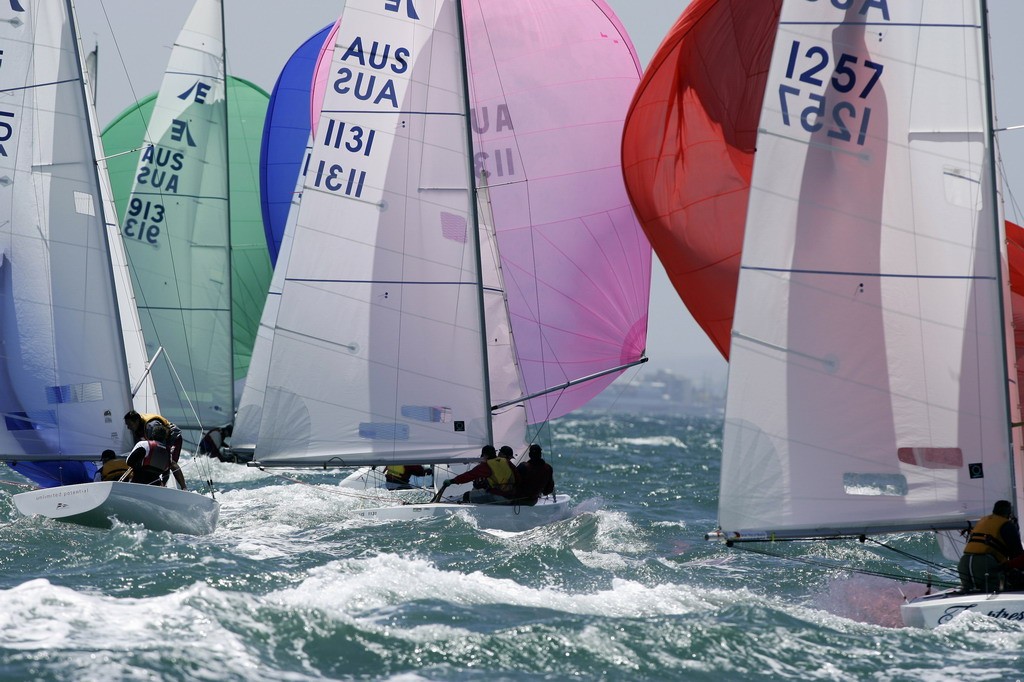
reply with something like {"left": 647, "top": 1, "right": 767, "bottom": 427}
{"left": 1, "top": 412, "right": 1022, "bottom": 681}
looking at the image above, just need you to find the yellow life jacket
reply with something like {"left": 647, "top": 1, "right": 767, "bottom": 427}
{"left": 139, "top": 413, "right": 171, "bottom": 428}
{"left": 385, "top": 465, "right": 407, "bottom": 482}
{"left": 99, "top": 458, "right": 131, "bottom": 482}
{"left": 485, "top": 457, "right": 516, "bottom": 493}
{"left": 964, "top": 514, "right": 1013, "bottom": 562}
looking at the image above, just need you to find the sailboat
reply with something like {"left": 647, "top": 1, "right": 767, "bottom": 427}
{"left": 118, "top": 0, "right": 235, "bottom": 435}
{"left": 232, "top": 0, "right": 651, "bottom": 532}
{"left": 624, "top": 0, "right": 1024, "bottom": 627}
{"left": 0, "top": 0, "right": 219, "bottom": 535}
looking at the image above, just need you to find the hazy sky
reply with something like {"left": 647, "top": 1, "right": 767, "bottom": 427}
{"left": 73, "top": 0, "right": 1024, "bottom": 386}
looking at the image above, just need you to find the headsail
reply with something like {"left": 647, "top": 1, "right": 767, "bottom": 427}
{"left": 120, "top": 0, "right": 232, "bottom": 430}
{"left": 0, "top": 0, "right": 140, "bottom": 482}
{"left": 719, "top": 0, "right": 1016, "bottom": 538}
{"left": 103, "top": 76, "right": 271, "bottom": 397}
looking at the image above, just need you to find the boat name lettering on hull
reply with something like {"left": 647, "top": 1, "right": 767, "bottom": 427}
{"left": 986, "top": 607, "right": 1024, "bottom": 621}
{"left": 37, "top": 488, "right": 89, "bottom": 500}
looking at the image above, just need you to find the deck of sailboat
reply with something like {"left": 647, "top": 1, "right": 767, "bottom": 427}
{"left": 12, "top": 481, "right": 219, "bottom": 536}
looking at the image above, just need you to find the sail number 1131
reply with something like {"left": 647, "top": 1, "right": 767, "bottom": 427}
{"left": 778, "top": 40, "right": 884, "bottom": 146}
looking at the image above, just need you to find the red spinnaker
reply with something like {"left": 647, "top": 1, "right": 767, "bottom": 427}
{"left": 621, "top": 0, "right": 781, "bottom": 359}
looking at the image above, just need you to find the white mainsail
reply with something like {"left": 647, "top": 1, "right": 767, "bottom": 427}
{"left": 719, "top": 0, "right": 1018, "bottom": 538}
{"left": 0, "top": 0, "right": 140, "bottom": 461}
{"left": 241, "top": 0, "right": 497, "bottom": 466}
{"left": 121, "top": 0, "right": 231, "bottom": 431}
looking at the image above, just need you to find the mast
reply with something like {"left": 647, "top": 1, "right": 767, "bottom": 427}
{"left": 454, "top": 0, "right": 493, "bottom": 446}
{"left": 980, "top": 0, "right": 1024, "bottom": 518}
{"left": 221, "top": 0, "right": 235, "bottom": 413}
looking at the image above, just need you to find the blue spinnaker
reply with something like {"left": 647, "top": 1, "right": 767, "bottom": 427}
{"left": 259, "top": 24, "right": 332, "bottom": 266}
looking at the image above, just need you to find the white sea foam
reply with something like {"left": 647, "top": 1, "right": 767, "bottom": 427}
{"left": 619, "top": 435, "right": 688, "bottom": 449}
{"left": 266, "top": 552, "right": 748, "bottom": 623}
{"left": 0, "top": 579, "right": 292, "bottom": 680}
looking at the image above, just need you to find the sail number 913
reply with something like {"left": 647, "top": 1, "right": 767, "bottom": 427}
{"left": 778, "top": 40, "right": 884, "bottom": 146}
{"left": 123, "top": 198, "right": 165, "bottom": 245}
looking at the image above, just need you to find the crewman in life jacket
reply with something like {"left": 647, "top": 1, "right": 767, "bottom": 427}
{"left": 384, "top": 464, "right": 431, "bottom": 490}
{"left": 958, "top": 499, "right": 1024, "bottom": 593}
{"left": 441, "top": 445, "right": 519, "bottom": 504}
{"left": 515, "top": 444, "right": 555, "bottom": 505}
{"left": 125, "top": 424, "right": 174, "bottom": 486}
{"left": 95, "top": 449, "right": 132, "bottom": 483}
{"left": 124, "top": 410, "right": 186, "bottom": 489}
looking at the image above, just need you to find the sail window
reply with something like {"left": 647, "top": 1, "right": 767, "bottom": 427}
{"left": 896, "top": 447, "right": 963, "bottom": 469}
{"left": 942, "top": 165, "right": 981, "bottom": 210}
{"left": 440, "top": 212, "right": 467, "bottom": 243}
{"left": 401, "top": 405, "right": 452, "bottom": 423}
{"left": 5, "top": 411, "right": 55, "bottom": 431}
{"left": 73, "top": 191, "right": 96, "bottom": 216}
{"left": 359, "top": 423, "right": 410, "bottom": 440}
{"left": 843, "top": 473, "right": 908, "bottom": 497}
{"left": 46, "top": 382, "right": 103, "bottom": 404}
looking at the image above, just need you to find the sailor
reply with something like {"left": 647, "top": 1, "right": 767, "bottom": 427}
{"left": 95, "top": 449, "right": 132, "bottom": 483}
{"left": 125, "top": 424, "right": 174, "bottom": 486}
{"left": 384, "top": 464, "right": 430, "bottom": 490}
{"left": 958, "top": 499, "right": 1024, "bottom": 593}
{"left": 442, "top": 445, "right": 518, "bottom": 504}
{"left": 124, "top": 410, "right": 186, "bottom": 489}
{"left": 515, "top": 444, "right": 555, "bottom": 505}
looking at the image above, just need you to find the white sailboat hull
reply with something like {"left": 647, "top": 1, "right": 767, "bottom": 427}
{"left": 901, "top": 589, "right": 1024, "bottom": 628}
{"left": 13, "top": 482, "right": 219, "bottom": 536}
{"left": 355, "top": 494, "right": 572, "bottom": 532}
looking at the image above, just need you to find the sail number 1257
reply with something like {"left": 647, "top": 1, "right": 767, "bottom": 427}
{"left": 778, "top": 40, "right": 884, "bottom": 146}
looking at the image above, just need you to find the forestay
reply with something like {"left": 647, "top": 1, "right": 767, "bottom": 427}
{"left": 720, "top": 0, "right": 1019, "bottom": 538}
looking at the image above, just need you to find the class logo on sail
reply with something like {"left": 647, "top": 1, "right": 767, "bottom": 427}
{"left": 177, "top": 79, "right": 213, "bottom": 104}
{"left": 384, "top": 0, "right": 419, "bottom": 20}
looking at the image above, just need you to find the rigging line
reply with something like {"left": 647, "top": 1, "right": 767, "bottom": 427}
{"left": 492, "top": 357, "right": 649, "bottom": 412}
{"left": 96, "top": 0, "right": 148, "bottom": 132}
{"left": 730, "top": 544, "right": 961, "bottom": 589}
{"left": 862, "top": 536, "right": 961, "bottom": 579}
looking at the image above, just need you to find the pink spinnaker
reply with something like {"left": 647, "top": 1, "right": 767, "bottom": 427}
{"left": 462, "top": 0, "right": 650, "bottom": 423}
